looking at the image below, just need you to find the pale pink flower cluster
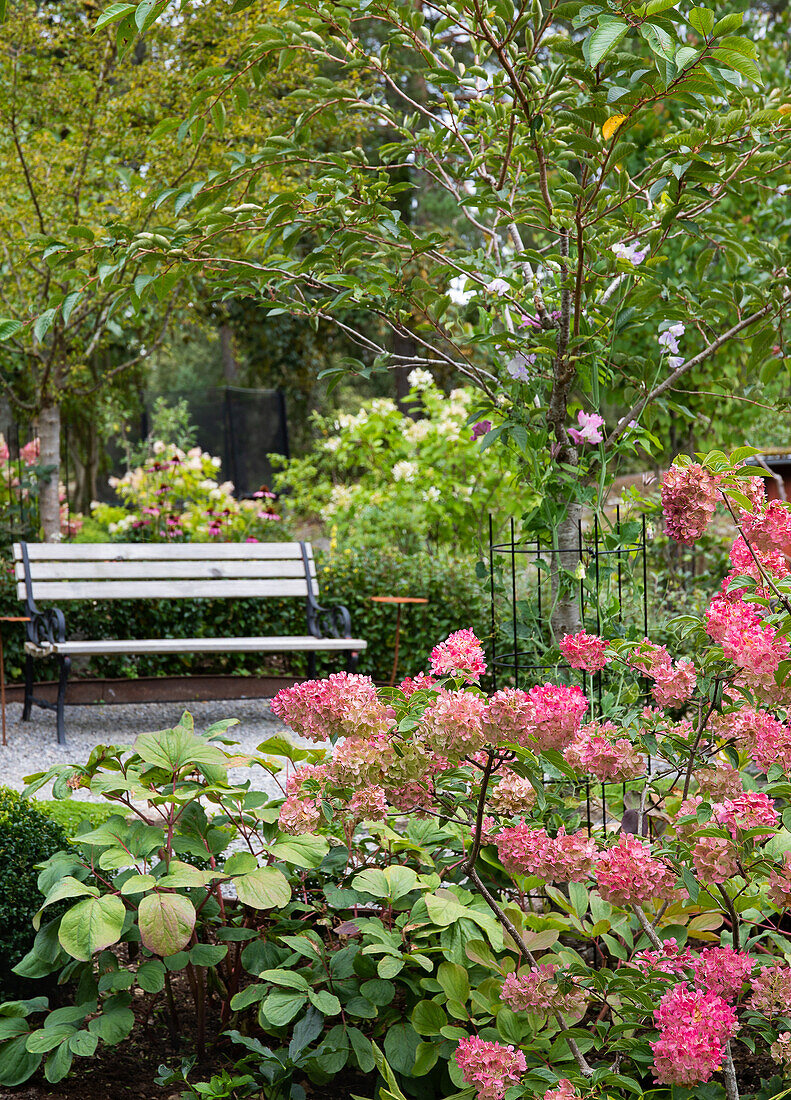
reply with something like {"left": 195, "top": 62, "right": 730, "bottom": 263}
{"left": 594, "top": 834, "right": 677, "bottom": 907}
{"left": 767, "top": 852, "right": 791, "bottom": 908}
{"left": 734, "top": 706, "right": 791, "bottom": 774}
{"left": 279, "top": 795, "right": 322, "bottom": 835}
{"left": 398, "top": 672, "right": 437, "bottom": 697}
{"left": 429, "top": 629, "right": 487, "bottom": 682}
{"left": 635, "top": 942, "right": 751, "bottom": 1000}
{"left": 741, "top": 499, "right": 791, "bottom": 558}
{"left": 771, "top": 1032, "right": 791, "bottom": 1071}
{"left": 696, "top": 762, "right": 744, "bottom": 801}
{"left": 501, "top": 963, "right": 586, "bottom": 1017}
{"left": 726, "top": 535, "right": 789, "bottom": 588}
{"left": 489, "top": 770, "right": 537, "bottom": 815}
{"left": 348, "top": 786, "right": 388, "bottom": 821}
{"left": 696, "top": 946, "right": 753, "bottom": 1000}
{"left": 749, "top": 964, "right": 791, "bottom": 1016}
{"left": 715, "top": 790, "right": 778, "bottom": 832}
{"left": 651, "top": 985, "right": 738, "bottom": 1085}
{"left": 629, "top": 641, "right": 696, "bottom": 707}
{"left": 454, "top": 1036, "right": 527, "bottom": 1100}
{"left": 564, "top": 721, "right": 644, "bottom": 782}
{"left": 386, "top": 778, "right": 435, "bottom": 815}
{"left": 420, "top": 689, "right": 485, "bottom": 760}
{"left": 661, "top": 463, "right": 721, "bottom": 545}
{"left": 523, "top": 683, "right": 589, "bottom": 751}
{"left": 481, "top": 688, "right": 532, "bottom": 745}
{"left": 692, "top": 836, "right": 739, "bottom": 884}
{"left": 544, "top": 1081, "right": 578, "bottom": 1100}
{"left": 705, "top": 594, "right": 789, "bottom": 689}
{"left": 559, "top": 630, "right": 610, "bottom": 672}
{"left": 495, "top": 824, "right": 594, "bottom": 882}
{"left": 271, "top": 673, "right": 391, "bottom": 743}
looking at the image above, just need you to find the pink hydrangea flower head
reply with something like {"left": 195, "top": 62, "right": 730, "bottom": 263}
{"left": 420, "top": 688, "right": 486, "bottom": 761}
{"left": 20, "top": 437, "right": 41, "bottom": 465}
{"left": 771, "top": 1032, "right": 791, "bottom": 1071}
{"left": 496, "top": 823, "right": 554, "bottom": 878}
{"left": 385, "top": 778, "right": 435, "bottom": 815}
{"left": 727, "top": 535, "right": 789, "bottom": 587}
{"left": 398, "top": 671, "right": 437, "bottom": 697}
{"left": 696, "top": 762, "right": 744, "bottom": 801}
{"left": 564, "top": 721, "right": 644, "bottom": 782}
{"left": 696, "top": 946, "right": 752, "bottom": 1000}
{"left": 329, "top": 734, "right": 394, "bottom": 789}
{"left": 568, "top": 410, "right": 605, "bottom": 445}
{"left": 501, "top": 963, "right": 586, "bottom": 1017}
{"left": 634, "top": 938, "right": 696, "bottom": 978}
{"left": 741, "top": 500, "right": 791, "bottom": 558}
{"left": 594, "top": 834, "right": 677, "bottom": 907}
{"left": 692, "top": 837, "right": 739, "bottom": 884}
{"left": 651, "top": 984, "right": 738, "bottom": 1086}
{"left": 482, "top": 688, "right": 532, "bottom": 745}
{"left": 550, "top": 827, "right": 597, "bottom": 882}
{"left": 348, "top": 785, "right": 388, "bottom": 822}
{"left": 629, "top": 639, "right": 673, "bottom": 679}
{"left": 523, "top": 683, "right": 589, "bottom": 751}
{"left": 767, "top": 851, "right": 791, "bottom": 908}
{"left": 279, "top": 795, "right": 321, "bottom": 835}
{"left": 429, "top": 629, "right": 487, "bottom": 682}
{"left": 271, "top": 672, "right": 391, "bottom": 743}
{"left": 489, "top": 770, "right": 537, "bottom": 815}
{"left": 652, "top": 659, "right": 697, "bottom": 707}
{"left": 673, "top": 795, "right": 705, "bottom": 841}
{"left": 454, "top": 1037, "right": 527, "bottom": 1100}
{"left": 545, "top": 1081, "right": 578, "bottom": 1100}
{"left": 560, "top": 630, "right": 610, "bottom": 672}
{"left": 661, "top": 462, "right": 721, "bottom": 545}
{"left": 705, "top": 594, "right": 789, "bottom": 688}
{"left": 750, "top": 964, "right": 791, "bottom": 1016}
{"left": 285, "top": 762, "right": 328, "bottom": 798}
{"left": 714, "top": 790, "right": 778, "bottom": 832}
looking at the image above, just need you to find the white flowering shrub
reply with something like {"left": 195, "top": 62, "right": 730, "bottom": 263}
{"left": 274, "top": 375, "right": 537, "bottom": 553}
{"left": 90, "top": 442, "right": 285, "bottom": 542}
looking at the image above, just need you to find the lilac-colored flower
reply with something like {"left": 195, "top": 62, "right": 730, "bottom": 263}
{"left": 612, "top": 240, "right": 648, "bottom": 265}
{"left": 658, "top": 322, "right": 685, "bottom": 356}
{"left": 668, "top": 355, "right": 684, "bottom": 369}
{"left": 518, "top": 313, "right": 541, "bottom": 329}
{"left": 568, "top": 410, "right": 605, "bottom": 445}
{"left": 470, "top": 420, "right": 492, "bottom": 441}
{"left": 486, "top": 277, "right": 511, "bottom": 296}
{"left": 507, "top": 355, "right": 536, "bottom": 382}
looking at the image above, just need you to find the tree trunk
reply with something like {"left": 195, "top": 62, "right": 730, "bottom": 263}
{"left": 38, "top": 404, "right": 61, "bottom": 542}
{"left": 549, "top": 500, "right": 583, "bottom": 639}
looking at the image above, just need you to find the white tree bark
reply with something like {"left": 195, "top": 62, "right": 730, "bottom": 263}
{"left": 549, "top": 500, "right": 583, "bottom": 638}
{"left": 38, "top": 403, "right": 61, "bottom": 542}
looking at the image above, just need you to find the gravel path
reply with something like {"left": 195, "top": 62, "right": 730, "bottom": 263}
{"left": 0, "top": 698, "right": 301, "bottom": 802}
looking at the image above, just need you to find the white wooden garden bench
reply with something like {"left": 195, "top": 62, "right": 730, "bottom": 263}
{"left": 13, "top": 541, "right": 366, "bottom": 744}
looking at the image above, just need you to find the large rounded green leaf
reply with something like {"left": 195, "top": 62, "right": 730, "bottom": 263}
{"left": 234, "top": 867, "right": 291, "bottom": 909}
{"left": 138, "top": 893, "right": 196, "bottom": 956}
{"left": 58, "top": 896, "right": 125, "bottom": 961}
{"left": 0, "top": 1034, "right": 41, "bottom": 1087}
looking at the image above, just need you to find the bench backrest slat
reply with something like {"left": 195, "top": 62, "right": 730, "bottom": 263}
{"left": 13, "top": 542, "right": 319, "bottom": 603}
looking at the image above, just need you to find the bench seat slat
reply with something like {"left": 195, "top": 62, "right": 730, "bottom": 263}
{"left": 16, "top": 560, "right": 317, "bottom": 582}
{"left": 17, "top": 579, "right": 314, "bottom": 601}
{"left": 13, "top": 542, "right": 312, "bottom": 561}
{"left": 35, "top": 636, "right": 366, "bottom": 655}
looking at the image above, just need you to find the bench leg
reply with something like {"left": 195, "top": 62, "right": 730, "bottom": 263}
{"left": 22, "top": 656, "right": 34, "bottom": 721}
{"left": 346, "top": 651, "right": 359, "bottom": 674}
{"left": 56, "top": 656, "right": 70, "bottom": 745}
{"left": 307, "top": 653, "right": 316, "bottom": 679}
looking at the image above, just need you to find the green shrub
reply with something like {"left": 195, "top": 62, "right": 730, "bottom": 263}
{"left": 0, "top": 788, "right": 69, "bottom": 995}
{"left": 34, "top": 799, "right": 117, "bottom": 834}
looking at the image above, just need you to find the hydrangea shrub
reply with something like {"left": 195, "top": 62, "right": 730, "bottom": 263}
{"left": 270, "top": 449, "right": 791, "bottom": 1100}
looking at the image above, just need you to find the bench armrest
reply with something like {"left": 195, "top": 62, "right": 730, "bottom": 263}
{"left": 26, "top": 606, "right": 66, "bottom": 652}
{"left": 307, "top": 595, "right": 352, "bottom": 640}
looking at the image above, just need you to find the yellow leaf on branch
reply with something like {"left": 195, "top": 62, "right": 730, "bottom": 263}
{"left": 602, "top": 114, "right": 627, "bottom": 140}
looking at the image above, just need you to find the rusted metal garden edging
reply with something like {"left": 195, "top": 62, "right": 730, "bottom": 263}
{"left": 1, "top": 674, "right": 304, "bottom": 705}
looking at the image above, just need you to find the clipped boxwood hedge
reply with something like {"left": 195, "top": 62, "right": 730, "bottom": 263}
{"left": 0, "top": 788, "right": 69, "bottom": 995}
{"left": 0, "top": 547, "right": 488, "bottom": 683}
